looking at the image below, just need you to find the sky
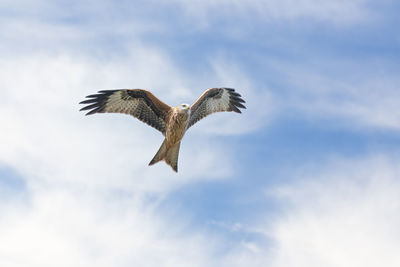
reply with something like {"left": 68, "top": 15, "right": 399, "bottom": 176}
{"left": 1, "top": 0, "right": 400, "bottom": 266}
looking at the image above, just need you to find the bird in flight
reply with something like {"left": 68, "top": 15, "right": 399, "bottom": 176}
{"left": 79, "top": 88, "right": 246, "bottom": 172}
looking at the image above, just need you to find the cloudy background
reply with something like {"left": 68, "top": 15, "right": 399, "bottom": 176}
{"left": 1, "top": 0, "right": 400, "bottom": 266}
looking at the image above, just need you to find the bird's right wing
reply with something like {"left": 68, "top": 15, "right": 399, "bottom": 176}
{"left": 79, "top": 89, "right": 172, "bottom": 134}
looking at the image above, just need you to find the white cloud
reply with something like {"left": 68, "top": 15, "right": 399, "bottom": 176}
{"left": 4, "top": 152, "right": 400, "bottom": 266}
{"left": 0, "top": 187, "right": 218, "bottom": 267}
{"left": 169, "top": 0, "right": 371, "bottom": 25}
{"left": 253, "top": 54, "right": 400, "bottom": 132}
{"left": 257, "top": 155, "right": 400, "bottom": 267}
{"left": 0, "top": 0, "right": 376, "bottom": 38}
{"left": 275, "top": 61, "right": 400, "bottom": 131}
{"left": 193, "top": 156, "right": 400, "bottom": 267}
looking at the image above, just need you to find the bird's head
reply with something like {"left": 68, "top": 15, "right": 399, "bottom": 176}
{"left": 177, "top": 103, "right": 190, "bottom": 114}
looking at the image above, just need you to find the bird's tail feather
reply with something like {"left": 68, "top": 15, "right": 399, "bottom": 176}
{"left": 165, "top": 141, "right": 180, "bottom": 172}
{"left": 149, "top": 139, "right": 181, "bottom": 172}
{"left": 149, "top": 139, "right": 168, "bottom": 166}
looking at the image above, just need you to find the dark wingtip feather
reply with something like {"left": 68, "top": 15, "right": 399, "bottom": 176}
{"left": 79, "top": 99, "right": 98, "bottom": 104}
{"left": 171, "top": 163, "right": 178, "bottom": 172}
{"left": 232, "top": 97, "right": 246, "bottom": 103}
{"left": 79, "top": 103, "right": 100, "bottom": 111}
{"left": 230, "top": 92, "right": 242, "bottom": 97}
{"left": 79, "top": 90, "right": 112, "bottom": 115}
{"left": 230, "top": 105, "right": 242, "bottom": 113}
{"left": 234, "top": 102, "right": 246, "bottom": 109}
{"left": 98, "top": 89, "right": 118, "bottom": 94}
{"left": 227, "top": 88, "right": 246, "bottom": 112}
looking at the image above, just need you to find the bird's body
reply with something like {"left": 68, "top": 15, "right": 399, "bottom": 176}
{"left": 148, "top": 104, "right": 191, "bottom": 171}
{"left": 166, "top": 104, "right": 191, "bottom": 145}
{"left": 79, "top": 88, "right": 246, "bottom": 172}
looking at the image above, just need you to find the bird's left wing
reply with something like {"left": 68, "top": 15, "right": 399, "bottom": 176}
{"left": 79, "top": 89, "right": 172, "bottom": 134}
{"left": 187, "top": 88, "right": 246, "bottom": 129}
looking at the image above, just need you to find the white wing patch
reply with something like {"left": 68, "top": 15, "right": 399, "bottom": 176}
{"left": 204, "top": 89, "right": 231, "bottom": 113}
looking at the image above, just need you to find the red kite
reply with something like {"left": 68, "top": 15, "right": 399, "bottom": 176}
{"left": 80, "top": 88, "right": 246, "bottom": 172}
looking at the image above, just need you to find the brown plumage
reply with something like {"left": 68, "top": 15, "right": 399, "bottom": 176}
{"left": 79, "top": 88, "right": 246, "bottom": 172}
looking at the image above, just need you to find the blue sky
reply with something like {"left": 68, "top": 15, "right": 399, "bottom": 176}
{"left": 1, "top": 1, "right": 400, "bottom": 266}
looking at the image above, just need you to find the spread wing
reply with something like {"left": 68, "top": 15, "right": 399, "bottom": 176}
{"left": 188, "top": 88, "right": 246, "bottom": 129}
{"left": 79, "top": 89, "right": 172, "bottom": 134}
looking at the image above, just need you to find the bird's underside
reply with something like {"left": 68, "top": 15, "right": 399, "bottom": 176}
{"left": 79, "top": 87, "right": 246, "bottom": 172}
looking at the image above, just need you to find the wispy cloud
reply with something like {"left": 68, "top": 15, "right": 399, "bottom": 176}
{"left": 271, "top": 59, "right": 400, "bottom": 131}
{"left": 169, "top": 0, "right": 372, "bottom": 25}
{"left": 202, "top": 155, "right": 400, "bottom": 267}
{"left": 0, "top": 187, "right": 218, "bottom": 267}
{"left": 260, "top": 155, "right": 400, "bottom": 267}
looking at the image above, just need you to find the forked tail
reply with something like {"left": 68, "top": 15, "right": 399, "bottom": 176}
{"left": 149, "top": 139, "right": 181, "bottom": 172}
